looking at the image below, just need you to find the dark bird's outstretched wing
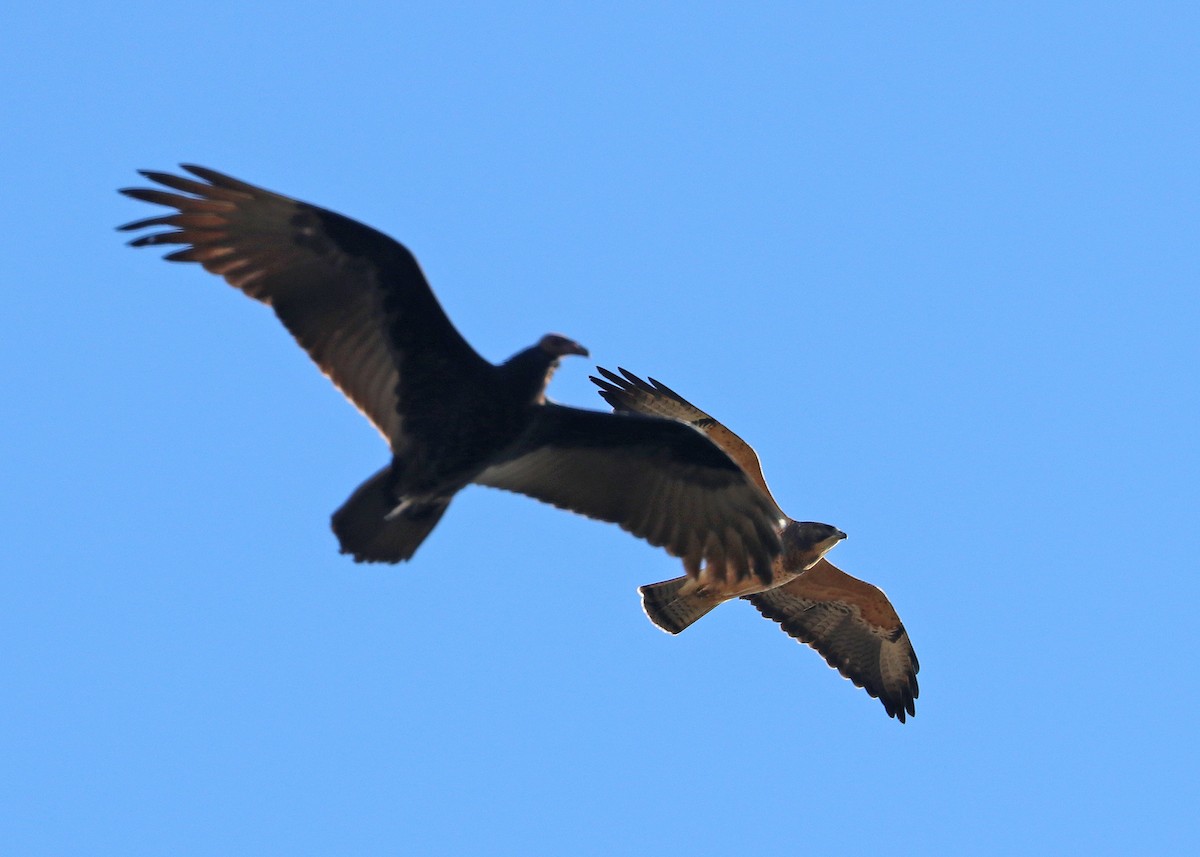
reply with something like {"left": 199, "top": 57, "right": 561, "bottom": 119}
{"left": 475, "top": 405, "right": 783, "bottom": 581}
{"left": 746, "top": 560, "right": 919, "bottom": 721}
{"left": 121, "top": 169, "right": 787, "bottom": 575}
{"left": 119, "top": 166, "right": 490, "bottom": 448}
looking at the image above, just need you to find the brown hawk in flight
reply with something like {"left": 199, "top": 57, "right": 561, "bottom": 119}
{"left": 593, "top": 367, "right": 920, "bottom": 722}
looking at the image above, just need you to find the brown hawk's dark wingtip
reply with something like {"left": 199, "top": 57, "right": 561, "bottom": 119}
{"left": 180, "top": 163, "right": 218, "bottom": 181}
{"left": 884, "top": 671, "right": 919, "bottom": 723}
{"left": 594, "top": 366, "right": 624, "bottom": 385}
{"left": 137, "top": 169, "right": 175, "bottom": 183}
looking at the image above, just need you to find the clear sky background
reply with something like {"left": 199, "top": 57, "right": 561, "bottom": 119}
{"left": 3, "top": 3, "right": 1197, "bottom": 854}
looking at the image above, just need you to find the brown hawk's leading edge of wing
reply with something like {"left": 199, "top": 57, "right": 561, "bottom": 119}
{"left": 592, "top": 366, "right": 919, "bottom": 722}
{"left": 120, "top": 167, "right": 784, "bottom": 580}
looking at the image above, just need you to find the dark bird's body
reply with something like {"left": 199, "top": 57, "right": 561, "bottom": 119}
{"left": 119, "top": 167, "right": 783, "bottom": 576}
{"left": 593, "top": 367, "right": 920, "bottom": 722}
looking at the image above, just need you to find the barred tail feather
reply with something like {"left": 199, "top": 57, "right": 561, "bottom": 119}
{"left": 639, "top": 576, "right": 719, "bottom": 634}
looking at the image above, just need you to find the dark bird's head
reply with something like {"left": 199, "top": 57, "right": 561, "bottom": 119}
{"left": 782, "top": 521, "right": 847, "bottom": 570}
{"left": 503, "top": 333, "right": 590, "bottom": 404}
{"left": 537, "top": 333, "right": 589, "bottom": 360}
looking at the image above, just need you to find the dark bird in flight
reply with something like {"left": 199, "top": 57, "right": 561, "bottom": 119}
{"left": 118, "top": 166, "right": 783, "bottom": 576}
{"left": 592, "top": 367, "right": 919, "bottom": 722}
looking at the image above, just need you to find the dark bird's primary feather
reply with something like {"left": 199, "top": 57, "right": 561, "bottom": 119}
{"left": 119, "top": 167, "right": 783, "bottom": 578}
{"left": 592, "top": 366, "right": 919, "bottom": 722}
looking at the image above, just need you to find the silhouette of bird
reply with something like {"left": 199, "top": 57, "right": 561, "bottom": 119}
{"left": 118, "top": 167, "right": 783, "bottom": 576}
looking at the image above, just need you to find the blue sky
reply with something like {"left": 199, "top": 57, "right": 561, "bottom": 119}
{"left": 3, "top": 3, "right": 1198, "bottom": 854}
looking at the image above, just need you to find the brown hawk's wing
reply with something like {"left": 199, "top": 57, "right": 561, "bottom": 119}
{"left": 593, "top": 367, "right": 919, "bottom": 720}
{"left": 745, "top": 558, "right": 920, "bottom": 722}
{"left": 591, "top": 367, "right": 781, "bottom": 513}
{"left": 475, "top": 404, "right": 783, "bottom": 582}
{"left": 119, "top": 166, "right": 491, "bottom": 450}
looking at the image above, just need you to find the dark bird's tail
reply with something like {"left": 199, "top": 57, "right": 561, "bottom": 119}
{"left": 639, "top": 577, "right": 720, "bottom": 634}
{"left": 331, "top": 467, "right": 450, "bottom": 562}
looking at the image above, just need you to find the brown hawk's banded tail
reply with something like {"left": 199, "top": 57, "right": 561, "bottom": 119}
{"left": 639, "top": 577, "right": 721, "bottom": 634}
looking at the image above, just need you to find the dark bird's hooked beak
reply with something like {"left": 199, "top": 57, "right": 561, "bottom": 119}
{"left": 539, "top": 333, "right": 589, "bottom": 358}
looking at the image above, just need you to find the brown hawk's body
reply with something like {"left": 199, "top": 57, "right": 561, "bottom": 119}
{"left": 593, "top": 368, "right": 919, "bottom": 722}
